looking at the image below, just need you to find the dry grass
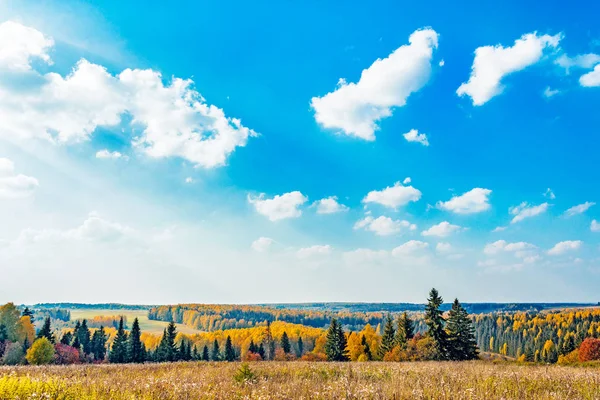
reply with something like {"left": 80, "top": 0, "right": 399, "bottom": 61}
{"left": 1, "top": 361, "right": 599, "bottom": 399}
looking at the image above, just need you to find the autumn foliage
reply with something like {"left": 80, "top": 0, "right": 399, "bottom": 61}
{"left": 578, "top": 338, "right": 600, "bottom": 362}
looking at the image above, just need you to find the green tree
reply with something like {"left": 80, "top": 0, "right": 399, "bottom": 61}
{"left": 396, "top": 312, "right": 414, "bottom": 348}
{"left": 37, "top": 317, "right": 55, "bottom": 344}
{"left": 281, "top": 331, "right": 291, "bottom": 354}
{"left": 224, "top": 336, "right": 236, "bottom": 361}
{"left": 60, "top": 331, "right": 73, "bottom": 346}
{"left": 26, "top": 337, "right": 55, "bottom": 365}
{"left": 78, "top": 319, "right": 91, "bottom": 355}
{"left": 21, "top": 307, "right": 34, "bottom": 323}
{"left": 211, "top": 339, "right": 221, "bottom": 361}
{"left": 425, "top": 288, "right": 448, "bottom": 360}
{"left": 361, "top": 335, "right": 372, "bottom": 360}
{"left": 297, "top": 336, "right": 304, "bottom": 357}
{"left": 91, "top": 326, "right": 107, "bottom": 361}
{"left": 378, "top": 315, "right": 396, "bottom": 359}
{"left": 202, "top": 344, "right": 210, "bottom": 361}
{"left": 324, "top": 318, "right": 349, "bottom": 361}
{"left": 109, "top": 317, "right": 128, "bottom": 363}
{"left": 127, "top": 318, "right": 145, "bottom": 363}
{"left": 0, "top": 303, "right": 21, "bottom": 342}
{"left": 445, "top": 298, "right": 479, "bottom": 361}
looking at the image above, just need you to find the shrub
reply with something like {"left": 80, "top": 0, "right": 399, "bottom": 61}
{"left": 233, "top": 363, "right": 257, "bottom": 384}
{"left": 578, "top": 338, "right": 600, "bottom": 362}
{"left": 1, "top": 342, "right": 25, "bottom": 365}
{"left": 558, "top": 349, "right": 579, "bottom": 365}
{"left": 26, "top": 337, "right": 55, "bottom": 365}
{"left": 300, "top": 352, "right": 327, "bottom": 362}
{"left": 54, "top": 343, "right": 81, "bottom": 364}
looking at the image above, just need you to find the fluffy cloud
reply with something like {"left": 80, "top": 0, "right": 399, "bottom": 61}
{"left": 547, "top": 240, "right": 582, "bottom": 256}
{"left": 310, "top": 29, "right": 438, "bottom": 140}
{"left": 402, "top": 177, "right": 411, "bottom": 185}
{"left": 363, "top": 181, "right": 421, "bottom": 209}
{"left": 297, "top": 245, "right": 332, "bottom": 259}
{"left": 251, "top": 237, "right": 274, "bottom": 252}
{"left": 435, "top": 242, "right": 452, "bottom": 253}
{"left": 437, "top": 188, "right": 491, "bottom": 214}
{"left": 591, "top": 220, "right": 600, "bottom": 232}
{"left": 564, "top": 201, "right": 595, "bottom": 217}
{"left": 0, "top": 158, "right": 39, "bottom": 199}
{"left": 509, "top": 202, "right": 548, "bottom": 224}
{"left": 313, "top": 196, "right": 349, "bottom": 214}
{"left": 555, "top": 53, "right": 600, "bottom": 73}
{"left": 403, "top": 129, "right": 429, "bottom": 146}
{"left": 421, "top": 221, "right": 462, "bottom": 237}
{"left": 0, "top": 21, "right": 257, "bottom": 168}
{"left": 457, "top": 32, "right": 561, "bottom": 105}
{"left": 248, "top": 191, "right": 308, "bottom": 221}
{"left": 354, "top": 216, "right": 416, "bottom": 236}
{"left": 580, "top": 65, "right": 600, "bottom": 87}
{"left": 391, "top": 240, "right": 429, "bottom": 256}
{"left": 492, "top": 226, "right": 507, "bottom": 232}
{"left": 484, "top": 240, "right": 536, "bottom": 255}
{"left": 96, "top": 149, "right": 126, "bottom": 159}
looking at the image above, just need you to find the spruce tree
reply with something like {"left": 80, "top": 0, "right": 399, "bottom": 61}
{"left": 425, "top": 288, "right": 448, "bottom": 360}
{"left": 224, "top": 336, "right": 236, "bottom": 361}
{"left": 445, "top": 298, "right": 479, "bottom": 361}
{"left": 281, "top": 331, "right": 291, "bottom": 354}
{"left": 21, "top": 307, "right": 34, "bottom": 323}
{"left": 192, "top": 345, "right": 199, "bottom": 360}
{"left": 361, "top": 335, "right": 372, "bottom": 360}
{"left": 109, "top": 317, "right": 128, "bottom": 363}
{"left": 202, "top": 344, "right": 210, "bottom": 361}
{"left": 211, "top": 339, "right": 221, "bottom": 361}
{"left": 127, "top": 318, "right": 145, "bottom": 363}
{"left": 324, "top": 318, "right": 349, "bottom": 361}
{"left": 37, "top": 317, "right": 55, "bottom": 344}
{"left": 166, "top": 321, "right": 177, "bottom": 361}
{"left": 249, "top": 340, "right": 257, "bottom": 354}
{"left": 91, "top": 326, "right": 107, "bottom": 361}
{"left": 396, "top": 312, "right": 414, "bottom": 348}
{"left": 60, "top": 332, "right": 73, "bottom": 346}
{"left": 79, "top": 319, "right": 91, "bottom": 355}
{"left": 257, "top": 342, "right": 265, "bottom": 360}
{"left": 297, "top": 336, "right": 304, "bottom": 357}
{"left": 378, "top": 315, "right": 396, "bottom": 359}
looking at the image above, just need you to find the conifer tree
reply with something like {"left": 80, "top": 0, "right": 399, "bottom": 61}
{"left": 224, "top": 336, "right": 236, "bottom": 361}
{"left": 249, "top": 340, "right": 257, "bottom": 354}
{"left": 262, "top": 321, "right": 275, "bottom": 360}
{"left": 258, "top": 342, "right": 265, "bottom": 360}
{"left": 324, "top": 318, "right": 349, "bottom": 361}
{"left": 71, "top": 335, "right": 81, "bottom": 351}
{"left": 378, "top": 315, "right": 396, "bottom": 358}
{"left": 127, "top": 318, "right": 145, "bottom": 363}
{"left": 297, "top": 336, "right": 304, "bottom": 357}
{"left": 445, "top": 298, "right": 479, "bottom": 361}
{"left": 361, "top": 335, "right": 372, "bottom": 360}
{"left": 425, "top": 288, "right": 448, "bottom": 360}
{"left": 109, "top": 317, "right": 128, "bottom": 363}
{"left": 37, "top": 317, "right": 55, "bottom": 344}
{"left": 79, "top": 319, "right": 91, "bottom": 355}
{"left": 21, "top": 307, "right": 34, "bottom": 323}
{"left": 281, "top": 331, "right": 291, "bottom": 354}
{"left": 211, "top": 339, "right": 221, "bottom": 361}
{"left": 192, "top": 345, "right": 199, "bottom": 360}
{"left": 60, "top": 332, "right": 73, "bottom": 346}
{"left": 395, "top": 312, "right": 414, "bottom": 348}
{"left": 202, "top": 344, "right": 210, "bottom": 361}
{"left": 91, "top": 326, "right": 107, "bottom": 361}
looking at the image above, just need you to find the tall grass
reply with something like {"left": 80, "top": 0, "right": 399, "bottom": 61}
{"left": 1, "top": 361, "right": 599, "bottom": 399}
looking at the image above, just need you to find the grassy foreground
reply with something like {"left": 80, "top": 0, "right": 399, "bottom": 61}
{"left": 1, "top": 361, "right": 599, "bottom": 399}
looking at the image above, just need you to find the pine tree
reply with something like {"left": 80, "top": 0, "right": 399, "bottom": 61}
{"left": 445, "top": 298, "right": 479, "bottom": 360}
{"left": 211, "top": 339, "right": 221, "bottom": 361}
{"left": 324, "top": 318, "right": 349, "bottom": 361}
{"left": 361, "top": 335, "right": 372, "bottom": 360}
{"left": 425, "top": 288, "right": 448, "bottom": 360}
{"left": 378, "top": 315, "right": 396, "bottom": 358}
{"left": 396, "top": 312, "right": 414, "bottom": 348}
{"left": 60, "top": 332, "right": 73, "bottom": 346}
{"left": 297, "top": 336, "right": 304, "bottom": 357}
{"left": 192, "top": 345, "right": 199, "bottom": 360}
{"left": 281, "top": 331, "right": 291, "bottom": 354}
{"left": 258, "top": 343, "right": 265, "bottom": 360}
{"left": 109, "top": 317, "right": 128, "bottom": 363}
{"left": 91, "top": 326, "right": 107, "bottom": 361}
{"left": 202, "top": 344, "right": 210, "bottom": 361}
{"left": 249, "top": 340, "right": 257, "bottom": 354}
{"left": 224, "top": 336, "right": 236, "bottom": 361}
{"left": 127, "top": 318, "right": 145, "bottom": 363}
{"left": 79, "top": 319, "right": 91, "bottom": 355}
{"left": 37, "top": 317, "right": 55, "bottom": 344}
{"left": 21, "top": 307, "right": 34, "bottom": 323}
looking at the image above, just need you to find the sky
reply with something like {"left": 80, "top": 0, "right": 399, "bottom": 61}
{"left": 0, "top": 0, "right": 599, "bottom": 304}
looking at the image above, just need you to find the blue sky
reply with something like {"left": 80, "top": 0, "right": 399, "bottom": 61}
{"left": 0, "top": 0, "right": 599, "bottom": 304}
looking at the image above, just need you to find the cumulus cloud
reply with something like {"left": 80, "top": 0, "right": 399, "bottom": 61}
{"left": 363, "top": 181, "right": 421, "bottom": 209}
{"left": 248, "top": 191, "right": 308, "bottom": 221}
{"left": 484, "top": 240, "right": 536, "bottom": 255}
{"left": 435, "top": 242, "right": 452, "bottom": 253}
{"left": 0, "top": 158, "right": 39, "bottom": 199}
{"left": 402, "top": 177, "right": 411, "bottom": 185}
{"left": 0, "top": 21, "right": 257, "bottom": 168}
{"left": 421, "top": 221, "right": 462, "bottom": 237}
{"left": 564, "top": 201, "right": 595, "bottom": 217}
{"left": 251, "top": 237, "right": 274, "bottom": 252}
{"left": 555, "top": 53, "right": 600, "bottom": 73}
{"left": 96, "top": 149, "right": 126, "bottom": 159}
{"left": 297, "top": 245, "right": 332, "bottom": 259}
{"left": 391, "top": 240, "right": 429, "bottom": 256}
{"left": 580, "top": 65, "right": 600, "bottom": 87}
{"left": 509, "top": 202, "right": 549, "bottom": 223}
{"left": 313, "top": 196, "right": 349, "bottom": 214}
{"left": 457, "top": 32, "right": 561, "bottom": 105}
{"left": 310, "top": 28, "right": 439, "bottom": 140}
{"left": 547, "top": 240, "right": 582, "bottom": 256}
{"left": 437, "top": 188, "right": 491, "bottom": 214}
{"left": 591, "top": 220, "right": 600, "bottom": 232}
{"left": 403, "top": 129, "right": 429, "bottom": 146}
{"left": 354, "top": 216, "right": 416, "bottom": 236}
{"left": 492, "top": 226, "right": 507, "bottom": 233}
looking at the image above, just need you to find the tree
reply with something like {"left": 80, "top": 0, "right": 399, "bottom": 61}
{"left": 361, "top": 335, "right": 372, "bottom": 360}
{"left": 91, "top": 327, "right": 107, "bottom": 361}
{"left": 202, "top": 344, "right": 210, "bottom": 361}
{"left": 324, "top": 318, "right": 349, "bottom": 361}
{"left": 26, "top": 337, "right": 55, "bottom": 365}
{"left": 156, "top": 321, "right": 177, "bottom": 362}
{"left": 60, "top": 332, "right": 73, "bottom": 346}
{"left": 297, "top": 336, "right": 304, "bottom": 357}
{"left": 578, "top": 338, "right": 600, "bottom": 362}
{"left": 281, "top": 331, "right": 291, "bottom": 354}
{"left": 1, "top": 341, "right": 25, "bottom": 365}
{"left": 54, "top": 343, "right": 81, "bottom": 364}
{"left": 396, "top": 312, "right": 414, "bottom": 348}
{"left": 78, "top": 320, "right": 91, "bottom": 355}
{"left": 224, "top": 336, "right": 236, "bottom": 361}
{"left": 21, "top": 307, "right": 34, "bottom": 323}
{"left": 378, "top": 315, "right": 396, "bottom": 359}
{"left": 262, "top": 321, "right": 275, "bottom": 360}
{"left": 127, "top": 318, "right": 145, "bottom": 363}
{"left": 257, "top": 343, "right": 265, "bottom": 360}
{"left": 0, "top": 303, "right": 21, "bottom": 342}
{"left": 425, "top": 288, "right": 448, "bottom": 360}
{"left": 445, "top": 298, "right": 479, "bottom": 361}
{"left": 37, "top": 317, "right": 55, "bottom": 344}
{"left": 109, "top": 317, "right": 128, "bottom": 363}
{"left": 211, "top": 339, "right": 221, "bottom": 361}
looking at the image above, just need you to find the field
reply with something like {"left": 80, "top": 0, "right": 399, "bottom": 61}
{"left": 1, "top": 361, "right": 599, "bottom": 399}
{"left": 68, "top": 309, "right": 202, "bottom": 335}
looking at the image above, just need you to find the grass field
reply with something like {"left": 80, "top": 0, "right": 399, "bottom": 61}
{"left": 1, "top": 361, "right": 599, "bottom": 399}
{"left": 68, "top": 309, "right": 202, "bottom": 335}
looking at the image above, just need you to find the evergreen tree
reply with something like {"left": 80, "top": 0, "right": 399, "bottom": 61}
{"left": 91, "top": 326, "right": 107, "bottom": 361}
{"left": 37, "top": 317, "right": 55, "bottom": 344}
{"left": 60, "top": 331, "right": 73, "bottom": 346}
{"left": 71, "top": 335, "right": 81, "bottom": 351}
{"left": 192, "top": 345, "right": 199, "bottom": 360}
{"left": 324, "top": 318, "right": 349, "bottom": 361}
{"left": 78, "top": 319, "right": 91, "bottom": 355}
{"left": 378, "top": 314, "right": 396, "bottom": 358}
{"left": 297, "top": 336, "right": 304, "bottom": 357}
{"left": 202, "top": 344, "right": 210, "bottom": 361}
{"left": 21, "top": 307, "right": 34, "bottom": 323}
{"left": 156, "top": 322, "right": 178, "bottom": 362}
{"left": 425, "top": 288, "right": 448, "bottom": 360}
{"left": 257, "top": 343, "right": 265, "bottom": 360}
{"left": 248, "top": 340, "right": 257, "bottom": 354}
{"left": 396, "top": 312, "right": 414, "bottom": 348}
{"left": 224, "top": 336, "right": 236, "bottom": 361}
{"left": 361, "top": 335, "right": 372, "bottom": 360}
{"left": 281, "top": 331, "right": 291, "bottom": 354}
{"left": 211, "top": 339, "right": 221, "bottom": 361}
{"left": 262, "top": 321, "right": 275, "bottom": 360}
{"left": 109, "top": 317, "right": 128, "bottom": 363}
{"left": 445, "top": 298, "right": 479, "bottom": 361}
{"left": 127, "top": 318, "right": 145, "bottom": 363}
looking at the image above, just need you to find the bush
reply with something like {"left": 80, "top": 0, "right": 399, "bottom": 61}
{"left": 26, "top": 338, "right": 55, "bottom": 365}
{"left": 300, "top": 352, "right": 327, "bottom": 362}
{"left": 558, "top": 349, "right": 579, "bottom": 365}
{"left": 1, "top": 342, "right": 25, "bottom": 365}
{"left": 233, "top": 363, "right": 257, "bottom": 384}
{"left": 54, "top": 343, "right": 81, "bottom": 364}
{"left": 579, "top": 338, "right": 600, "bottom": 362}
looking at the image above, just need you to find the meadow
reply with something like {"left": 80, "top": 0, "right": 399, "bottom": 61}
{"left": 1, "top": 361, "right": 599, "bottom": 399}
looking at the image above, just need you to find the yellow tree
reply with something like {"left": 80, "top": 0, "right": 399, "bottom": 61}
{"left": 26, "top": 337, "right": 55, "bottom": 365}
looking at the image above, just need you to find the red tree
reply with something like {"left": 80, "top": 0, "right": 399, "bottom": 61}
{"left": 54, "top": 343, "right": 81, "bottom": 364}
{"left": 578, "top": 338, "right": 600, "bottom": 362}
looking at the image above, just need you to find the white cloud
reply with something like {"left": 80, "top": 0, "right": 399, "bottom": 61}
{"left": 342, "top": 248, "right": 388, "bottom": 264}
{"left": 510, "top": 202, "right": 549, "bottom": 224}
{"left": 484, "top": 240, "right": 536, "bottom": 255}
{"left": 0, "top": 158, "right": 39, "bottom": 199}
{"left": 580, "top": 65, "right": 600, "bottom": 87}
{"left": 437, "top": 188, "right": 491, "bottom": 214}
{"left": 96, "top": 149, "right": 126, "bottom": 159}
{"left": 439, "top": 60, "right": 445, "bottom": 67}
{"left": 0, "top": 21, "right": 257, "bottom": 168}
{"left": 547, "top": 240, "right": 583, "bottom": 256}
{"left": 543, "top": 188, "right": 556, "bottom": 199}
{"left": 391, "top": 240, "right": 429, "bottom": 256}
{"left": 251, "top": 237, "right": 274, "bottom": 253}
{"left": 421, "top": 221, "right": 462, "bottom": 237}
{"left": 457, "top": 32, "right": 561, "bottom": 105}
{"left": 310, "top": 28, "right": 438, "bottom": 140}
{"left": 185, "top": 177, "right": 194, "bottom": 184}
{"left": 313, "top": 196, "right": 349, "bottom": 214}
{"left": 435, "top": 242, "right": 452, "bottom": 253}
{"left": 403, "top": 129, "right": 429, "bottom": 146}
{"left": 297, "top": 245, "right": 332, "bottom": 259}
{"left": 363, "top": 181, "right": 421, "bottom": 209}
{"left": 492, "top": 226, "right": 507, "bottom": 232}
{"left": 555, "top": 53, "right": 600, "bottom": 73}
{"left": 248, "top": 191, "right": 308, "bottom": 222}
{"left": 564, "top": 201, "right": 595, "bottom": 217}
{"left": 591, "top": 220, "right": 600, "bottom": 232}
{"left": 354, "top": 215, "right": 416, "bottom": 236}
{"left": 542, "top": 87, "right": 560, "bottom": 98}
{"left": 402, "top": 177, "right": 411, "bottom": 185}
